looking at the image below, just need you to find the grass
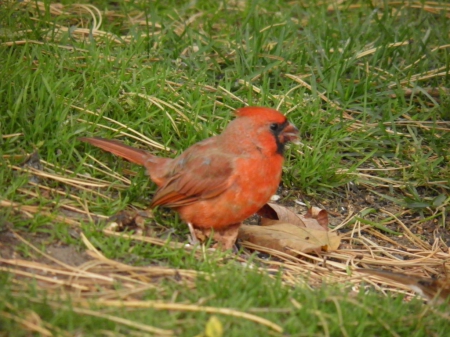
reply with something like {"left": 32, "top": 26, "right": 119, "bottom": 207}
{"left": 1, "top": 0, "right": 450, "bottom": 335}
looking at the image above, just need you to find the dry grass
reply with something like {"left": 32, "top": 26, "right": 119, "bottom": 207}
{"left": 1, "top": 0, "right": 450, "bottom": 334}
{"left": 2, "top": 105, "right": 449, "bottom": 300}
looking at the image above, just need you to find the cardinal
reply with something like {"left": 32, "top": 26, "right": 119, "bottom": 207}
{"left": 80, "top": 107, "right": 298, "bottom": 249}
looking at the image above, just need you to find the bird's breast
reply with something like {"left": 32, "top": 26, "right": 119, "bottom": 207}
{"left": 233, "top": 154, "right": 283, "bottom": 202}
{"left": 177, "top": 153, "right": 284, "bottom": 229}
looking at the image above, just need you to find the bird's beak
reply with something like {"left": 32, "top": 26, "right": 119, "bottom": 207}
{"left": 281, "top": 123, "right": 300, "bottom": 144}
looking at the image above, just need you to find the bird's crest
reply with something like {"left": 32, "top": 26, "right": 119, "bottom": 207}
{"left": 235, "top": 106, "right": 287, "bottom": 123}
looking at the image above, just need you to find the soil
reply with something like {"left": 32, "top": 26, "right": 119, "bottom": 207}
{"left": 0, "top": 225, "right": 91, "bottom": 266}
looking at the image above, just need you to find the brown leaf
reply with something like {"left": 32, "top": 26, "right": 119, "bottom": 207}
{"left": 256, "top": 203, "right": 279, "bottom": 220}
{"left": 257, "top": 203, "right": 328, "bottom": 231}
{"left": 238, "top": 223, "right": 341, "bottom": 255}
{"left": 304, "top": 206, "right": 329, "bottom": 229}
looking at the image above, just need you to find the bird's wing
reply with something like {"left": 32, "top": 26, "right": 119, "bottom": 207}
{"left": 150, "top": 143, "right": 236, "bottom": 208}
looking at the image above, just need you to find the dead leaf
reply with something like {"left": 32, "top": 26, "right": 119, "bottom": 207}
{"left": 238, "top": 223, "right": 341, "bottom": 255}
{"left": 304, "top": 206, "right": 329, "bottom": 229}
{"left": 242, "top": 203, "right": 340, "bottom": 254}
{"left": 257, "top": 203, "right": 329, "bottom": 231}
{"left": 257, "top": 203, "right": 306, "bottom": 227}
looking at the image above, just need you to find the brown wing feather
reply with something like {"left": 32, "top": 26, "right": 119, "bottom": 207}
{"left": 150, "top": 145, "right": 235, "bottom": 208}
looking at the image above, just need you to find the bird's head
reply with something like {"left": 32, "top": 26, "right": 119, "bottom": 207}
{"left": 233, "top": 106, "right": 299, "bottom": 155}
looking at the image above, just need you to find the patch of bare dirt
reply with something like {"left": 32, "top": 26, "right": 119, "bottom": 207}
{"left": 0, "top": 225, "right": 91, "bottom": 267}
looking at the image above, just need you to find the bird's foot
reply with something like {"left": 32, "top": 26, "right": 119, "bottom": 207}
{"left": 192, "top": 223, "right": 241, "bottom": 251}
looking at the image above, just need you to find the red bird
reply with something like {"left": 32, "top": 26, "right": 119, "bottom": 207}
{"left": 80, "top": 107, "right": 298, "bottom": 249}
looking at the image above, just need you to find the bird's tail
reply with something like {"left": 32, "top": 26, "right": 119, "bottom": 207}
{"left": 79, "top": 137, "right": 149, "bottom": 166}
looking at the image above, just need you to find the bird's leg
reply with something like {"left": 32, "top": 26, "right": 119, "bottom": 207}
{"left": 212, "top": 223, "right": 241, "bottom": 251}
{"left": 187, "top": 222, "right": 199, "bottom": 245}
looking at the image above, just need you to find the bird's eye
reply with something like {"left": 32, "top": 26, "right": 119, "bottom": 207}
{"left": 270, "top": 123, "right": 278, "bottom": 131}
